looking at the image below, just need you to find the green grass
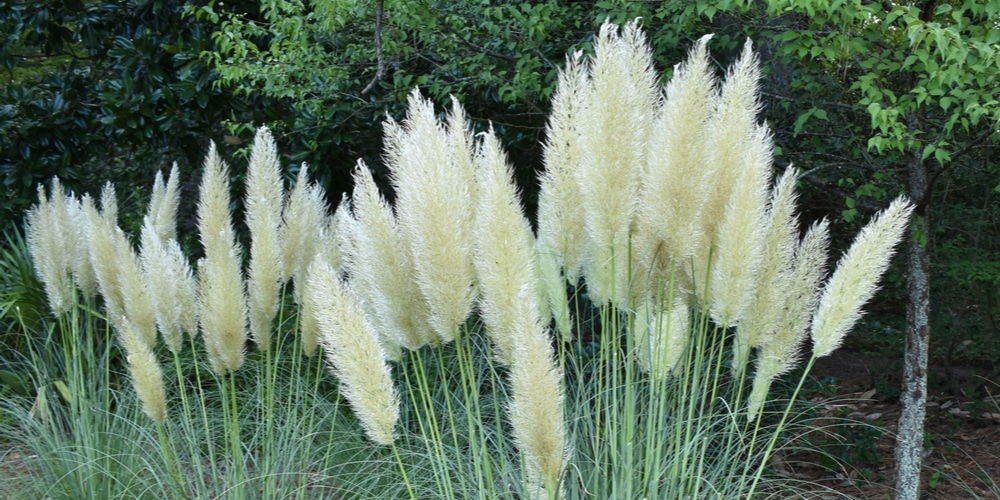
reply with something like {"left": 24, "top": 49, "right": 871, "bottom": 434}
{"left": 0, "top": 277, "right": 862, "bottom": 499}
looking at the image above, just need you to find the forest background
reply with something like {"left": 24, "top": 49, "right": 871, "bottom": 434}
{"left": 1, "top": 0, "right": 999, "bottom": 497}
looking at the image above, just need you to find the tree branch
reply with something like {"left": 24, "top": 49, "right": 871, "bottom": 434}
{"left": 362, "top": 0, "right": 385, "bottom": 94}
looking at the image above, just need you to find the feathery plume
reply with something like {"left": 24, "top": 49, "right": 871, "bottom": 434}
{"left": 82, "top": 193, "right": 126, "bottom": 330}
{"left": 733, "top": 167, "right": 800, "bottom": 376}
{"left": 25, "top": 179, "right": 75, "bottom": 315}
{"left": 507, "top": 287, "right": 567, "bottom": 497}
{"left": 308, "top": 260, "right": 399, "bottom": 446}
{"left": 245, "top": 126, "right": 285, "bottom": 350}
{"left": 140, "top": 220, "right": 198, "bottom": 353}
{"left": 147, "top": 164, "right": 181, "bottom": 243}
{"left": 635, "top": 297, "right": 691, "bottom": 379}
{"left": 811, "top": 198, "right": 913, "bottom": 358}
{"left": 537, "top": 50, "right": 588, "bottom": 286}
{"left": 638, "top": 34, "right": 716, "bottom": 286}
{"left": 709, "top": 124, "right": 773, "bottom": 327}
{"left": 65, "top": 195, "right": 98, "bottom": 301}
{"left": 576, "top": 19, "right": 659, "bottom": 306}
{"left": 114, "top": 225, "right": 158, "bottom": 349}
{"left": 389, "top": 90, "right": 477, "bottom": 342}
{"left": 700, "top": 39, "right": 760, "bottom": 243}
{"left": 196, "top": 142, "right": 248, "bottom": 374}
{"left": 282, "top": 164, "right": 328, "bottom": 304}
{"left": 119, "top": 318, "right": 167, "bottom": 423}
{"left": 747, "top": 220, "right": 831, "bottom": 420}
{"left": 344, "top": 161, "right": 433, "bottom": 355}
{"left": 473, "top": 129, "right": 541, "bottom": 365}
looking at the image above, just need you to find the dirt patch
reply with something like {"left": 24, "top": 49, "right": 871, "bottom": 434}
{"left": 792, "top": 349, "right": 1000, "bottom": 499}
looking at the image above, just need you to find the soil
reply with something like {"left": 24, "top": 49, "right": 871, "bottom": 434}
{"left": 787, "top": 349, "right": 1000, "bottom": 499}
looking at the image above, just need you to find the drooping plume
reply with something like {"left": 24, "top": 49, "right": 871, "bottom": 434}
{"left": 811, "top": 198, "right": 913, "bottom": 358}
{"left": 308, "top": 259, "right": 399, "bottom": 446}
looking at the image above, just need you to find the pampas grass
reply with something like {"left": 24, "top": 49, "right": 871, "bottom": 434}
{"left": 811, "top": 197, "right": 914, "bottom": 358}
{"left": 196, "top": 142, "right": 248, "bottom": 374}
{"left": 25, "top": 179, "right": 76, "bottom": 315}
{"left": 14, "top": 19, "right": 916, "bottom": 500}
{"left": 342, "top": 161, "right": 432, "bottom": 355}
{"left": 388, "top": 91, "right": 477, "bottom": 343}
{"left": 307, "top": 259, "right": 399, "bottom": 446}
{"left": 245, "top": 126, "right": 285, "bottom": 351}
{"left": 472, "top": 129, "right": 540, "bottom": 365}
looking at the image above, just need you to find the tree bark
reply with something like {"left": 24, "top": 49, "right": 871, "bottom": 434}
{"left": 893, "top": 131, "right": 932, "bottom": 499}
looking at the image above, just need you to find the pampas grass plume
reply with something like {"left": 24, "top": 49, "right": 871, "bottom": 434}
{"left": 25, "top": 179, "right": 75, "bottom": 315}
{"left": 709, "top": 123, "right": 772, "bottom": 327}
{"left": 746, "top": 220, "right": 830, "bottom": 420}
{"left": 82, "top": 193, "right": 127, "bottom": 329}
{"left": 282, "top": 164, "right": 328, "bottom": 304}
{"left": 576, "top": 19, "right": 658, "bottom": 306}
{"left": 196, "top": 142, "right": 248, "bottom": 374}
{"left": 344, "top": 161, "right": 432, "bottom": 355}
{"left": 389, "top": 90, "right": 477, "bottom": 342}
{"left": 473, "top": 128, "right": 541, "bottom": 364}
{"left": 245, "top": 126, "right": 285, "bottom": 350}
{"left": 148, "top": 164, "right": 181, "bottom": 243}
{"left": 307, "top": 259, "right": 399, "bottom": 446}
{"left": 639, "top": 34, "right": 715, "bottom": 280}
{"left": 733, "top": 167, "right": 800, "bottom": 375}
{"left": 636, "top": 297, "right": 691, "bottom": 379}
{"left": 811, "top": 197, "right": 913, "bottom": 358}
{"left": 119, "top": 318, "right": 167, "bottom": 423}
{"left": 140, "top": 220, "right": 198, "bottom": 353}
{"left": 537, "top": 50, "right": 587, "bottom": 286}
{"left": 507, "top": 287, "right": 567, "bottom": 497}
{"left": 114, "top": 225, "right": 158, "bottom": 349}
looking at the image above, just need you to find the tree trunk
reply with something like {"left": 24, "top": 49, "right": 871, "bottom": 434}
{"left": 893, "top": 142, "right": 932, "bottom": 499}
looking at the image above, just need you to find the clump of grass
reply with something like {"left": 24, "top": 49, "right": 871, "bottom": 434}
{"left": 6, "top": 18, "right": 914, "bottom": 500}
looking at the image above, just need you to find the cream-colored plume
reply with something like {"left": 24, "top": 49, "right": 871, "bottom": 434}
{"left": 507, "top": 287, "right": 567, "bottom": 498}
{"left": 697, "top": 39, "right": 761, "bottom": 287}
{"left": 537, "top": 50, "right": 588, "bottom": 286}
{"left": 388, "top": 90, "right": 477, "bottom": 343}
{"left": 733, "top": 167, "right": 800, "bottom": 376}
{"left": 343, "top": 161, "right": 432, "bottom": 356}
{"left": 747, "top": 220, "right": 831, "bottom": 420}
{"left": 140, "top": 220, "right": 198, "bottom": 354}
{"left": 25, "top": 179, "right": 76, "bottom": 315}
{"left": 811, "top": 198, "right": 913, "bottom": 358}
{"left": 638, "top": 34, "right": 716, "bottom": 289}
{"left": 709, "top": 123, "right": 773, "bottom": 327}
{"left": 119, "top": 318, "right": 167, "bottom": 423}
{"left": 196, "top": 142, "right": 248, "bottom": 374}
{"left": 66, "top": 195, "right": 98, "bottom": 301}
{"left": 576, "top": 19, "right": 658, "bottom": 306}
{"left": 307, "top": 259, "right": 399, "bottom": 446}
{"left": 473, "top": 128, "right": 540, "bottom": 365}
{"left": 245, "top": 126, "right": 285, "bottom": 350}
{"left": 282, "top": 164, "right": 328, "bottom": 304}
{"left": 147, "top": 164, "right": 181, "bottom": 243}
{"left": 635, "top": 296, "right": 691, "bottom": 380}
{"left": 114, "top": 225, "right": 158, "bottom": 349}
{"left": 81, "top": 191, "right": 126, "bottom": 331}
